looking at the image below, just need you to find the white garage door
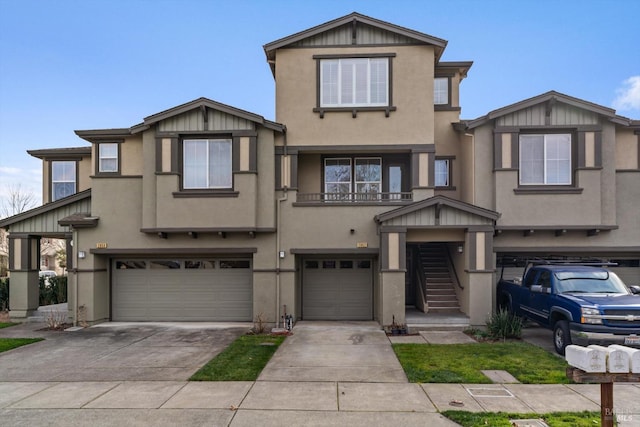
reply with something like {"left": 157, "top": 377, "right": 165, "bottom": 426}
{"left": 302, "top": 259, "right": 373, "bottom": 320}
{"left": 112, "top": 258, "right": 252, "bottom": 321}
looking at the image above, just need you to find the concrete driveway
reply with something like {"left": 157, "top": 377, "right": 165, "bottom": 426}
{"left": 259, "top": 321, "right": 408, "bottom": 382}
{"left": 0, "top": 322, "right": 249, "bottom": 381}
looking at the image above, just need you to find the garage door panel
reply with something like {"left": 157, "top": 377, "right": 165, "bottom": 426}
{"left": 113, "top": 258, "right": 252, "bottom": 322}
{"left": 302, "top": 259, "right": 372, "bottom": 320}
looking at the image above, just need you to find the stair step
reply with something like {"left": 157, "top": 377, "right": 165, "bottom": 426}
{"left": 418, "top": 243, "right": 461, "bottom": 314}
{"left": 427, "top": 287, "right": 454, "bottom": 291}
{"left": 428, "top": 300, "right": 460, "bottom": 305}
{"left": 427, "top": 295, "right": 458, "bottom": 305}
{"left": 426, "top": 289, "right": 456, "bottom": 294}
{"left": 426, "top": 307, "right": 462, "bottom": 314}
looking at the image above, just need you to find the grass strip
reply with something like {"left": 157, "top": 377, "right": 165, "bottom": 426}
{"left": 0, "top": 338, "right": 43, "bottom": 353}
{"left": 190, "top": 334, "right": 286, "bottom": 381}
{"left": 443, "top": 410, "right": 602, "bottom": 427}
{"left": 0, "top": 322, "right": 19, "bottom": 329}
{"left": 393, "top": 342, "right": 569, "bottom": 384}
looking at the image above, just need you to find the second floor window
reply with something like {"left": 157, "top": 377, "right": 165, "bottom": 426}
{"left": 324, "top": 157, "right": 381, "bottom": 197}
{"left": 355, "top": 158, "right": 381, "bottom": 193}
{"left": 99, "top": 143, "right": 118, "bottom": 173}
{"left": 183, "top": 139, "right": 232, "bottom": 189}
{"left": 434, "top": 159, "right": 450, "bottom": 187}
{"left": 519, "top": 134, "right": 571, "bottom": 185}
{"left": 51, "top": 161, "right": 76, "bottom": 201}
{"left": 320, "top": 58, "right": 388, "bottom": 107}
{"left": 434, "top": 77, "right": 449, "bottom": 105}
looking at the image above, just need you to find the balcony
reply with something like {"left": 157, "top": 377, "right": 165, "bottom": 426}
{"left": 295, "top": 192, "right": 413, "bottom": 205}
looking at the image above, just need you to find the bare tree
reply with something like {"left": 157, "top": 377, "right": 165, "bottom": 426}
{"left": 1, "top": 184, "right": 37, "bottom": 276}
{"left": 0, "top": 183, "right": 37, "bottom": 219}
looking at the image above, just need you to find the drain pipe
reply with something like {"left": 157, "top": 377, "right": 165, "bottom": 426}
{"left": 276, "top": 188, "right": 287, "bottom": 329}
{"left": 275, "top": 126, "right": 288, "bottom": 329}
{"left": 72, "top": 229, "right": 78, "bottom": 327}
{"left": 464, "top": 132, "right": 475, "bottom": 205}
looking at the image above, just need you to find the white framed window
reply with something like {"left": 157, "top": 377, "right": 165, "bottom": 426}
{"left": 99, "top": 143, "right": 118, "bottom": 173}
{"left": 354, "top": 158, "right": 382, "bottom": 194}
{"left": 519, "top": 134, "right": 571, "bottom": 185}
{"left": 320, "top": 58, "right": 388, "bottom": 107}
{"left": 434, "top": 77, "right": 449, "bottom": 105}
{"left": 183, "top": 139, "right": 232, "bottom": 189}
{"left": 434, "top": 159, "right": 450, "bottom": 187}
{"left": 51, "top": 161, "right": 76, "bottom": 201}
{"left": 324, "top": 157, "right": 382, "bottom": 201}
{"left": 324, "top": 158, "right": 352, "bottom": 198}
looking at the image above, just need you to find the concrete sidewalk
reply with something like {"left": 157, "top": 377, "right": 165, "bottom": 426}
{"left": 2, "top": 321, "right": 639, "bottom": 426}
{"left": 1, "top": 380, "right": 639, "bottom": 426}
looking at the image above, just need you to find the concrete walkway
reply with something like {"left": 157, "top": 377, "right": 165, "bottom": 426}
{"left": 259, "top": 321, "right": 407, "bottom": 382}
{"left": 1, "top": 380, "right": 639, "bottom": 426}
{"left": 1, "top": 321, "right": 640, "bottom": 426}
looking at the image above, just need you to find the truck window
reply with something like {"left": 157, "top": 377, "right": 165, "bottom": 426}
{"left": 537, "top": 271, "right": 551, "bottom": 289}
{"left": 524, "top": 270, "right": 538, "bottom": 288}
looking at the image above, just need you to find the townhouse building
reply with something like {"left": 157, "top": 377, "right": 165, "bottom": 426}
{"left": 1, "top": 13, "right": 638, "bottom": 328}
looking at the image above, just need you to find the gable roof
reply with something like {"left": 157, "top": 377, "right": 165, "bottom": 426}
{"left": 466, "top": 91, "right": 633, "bottom": 129}
{"left": 0, "top": 189, "right": 92, "bottom": 229}
{"left": 140, "top": 97, "right": 284, "bottom": 132}
{"left": 263, "top": 12, "right": 448, "bottom": 76}
{"left": 374, "top": 195, "right": 500, "bottom": 225}
{"left": 75, "top": 97, "right": 284, "bottom": 142}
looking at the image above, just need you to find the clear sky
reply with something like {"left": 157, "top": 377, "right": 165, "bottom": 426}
{"left": 1, "top": 0, "right": 639, "bottom": 211}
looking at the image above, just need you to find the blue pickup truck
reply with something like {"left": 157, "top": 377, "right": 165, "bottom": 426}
{"left": 496, "top": 262, "right": 640, "bottom": 354}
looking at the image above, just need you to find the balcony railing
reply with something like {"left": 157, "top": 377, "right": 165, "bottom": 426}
{"left": 296, "top": 192, "right": 413, "bottom": 203}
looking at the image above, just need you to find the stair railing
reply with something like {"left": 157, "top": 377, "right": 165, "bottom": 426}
{"left": 445, "top": 245, "right": 464, "bottom": 290}
{"left": 415, "top": 269, "right": 427, "bottom": 312}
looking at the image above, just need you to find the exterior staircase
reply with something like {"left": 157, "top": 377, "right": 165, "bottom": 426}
{"left": 418, "top": 243, "right": 460, "bottom": 313}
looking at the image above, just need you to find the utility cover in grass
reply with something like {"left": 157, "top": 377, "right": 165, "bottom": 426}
{"left": 393, "top": 342, "right": 569, "bottom": 384}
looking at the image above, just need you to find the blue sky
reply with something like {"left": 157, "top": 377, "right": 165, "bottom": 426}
{"left": 1, "top": 0, "right": 639, "bottom": 211}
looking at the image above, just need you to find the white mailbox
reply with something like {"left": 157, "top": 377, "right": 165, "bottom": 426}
{"left": 565, "top": 345, "right": 606, "bottom": 373}
{"left": 608, "top": 345, "right": 640, "bottom": 373}
{"left": 588, "top": 345, "right": 630, "bottom": 373}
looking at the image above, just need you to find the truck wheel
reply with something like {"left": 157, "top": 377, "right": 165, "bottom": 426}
{"left": 553, "top": 320, "right": 571, "bottom": 355}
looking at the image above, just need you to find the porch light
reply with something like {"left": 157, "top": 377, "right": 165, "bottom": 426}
{"left": 78, "top": 251, "right": 86, "bottom": 259}
{"left": 457, "top": 245, "right": 464, "bottom": 254}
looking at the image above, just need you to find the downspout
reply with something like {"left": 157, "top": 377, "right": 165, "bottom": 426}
{"left": 275, "top": 126, "right": 288, "bottom": 329}
{"left": 464, "top": 132, "right": 475, "bottom": 205}
{"left": 72, "top": 228, "right": 78, "bottom": 327}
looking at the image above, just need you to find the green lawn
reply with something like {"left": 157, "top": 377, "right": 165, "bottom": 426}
{"left": 393, "top": 342, "right": 569, "bottom": 383}
{"left": 443, "top": 410, "right": 602, "bottom": 427}
{"left": 190, "top": 334, "right": 286, "bottom": 381}
{"left": 0, "top": 338, "right": 43, "bottom": 353}
{"left": 0, "top": 322, "right": 18, "bottom": 329}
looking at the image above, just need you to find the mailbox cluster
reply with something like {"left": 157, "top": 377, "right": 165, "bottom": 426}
{"left": 566, "top": 345, "right": 640, "bottom": 373}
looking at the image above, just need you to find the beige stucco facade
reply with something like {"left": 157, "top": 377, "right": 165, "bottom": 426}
{"left": 1, "top": 12, "right": 638, "bottom": 329}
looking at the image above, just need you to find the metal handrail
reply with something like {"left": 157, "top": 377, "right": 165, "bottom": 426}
{"left": 416, "top": 268, "right": 427, "bottom": 312}
{"left": 296, "top": 192, "right": 412, "bottom": 202}
{"left": 446, "top": 245, "right": 464, "bottom": 290}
